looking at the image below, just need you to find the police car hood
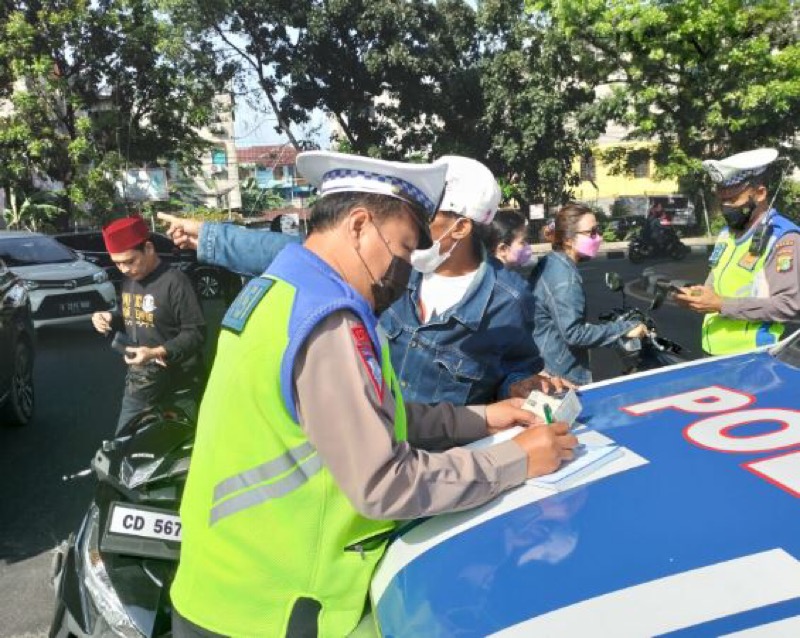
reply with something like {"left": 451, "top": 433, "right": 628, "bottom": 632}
{"left": 11, "top": 258, "right": 100, "bottom": 281}
{"left": 372, "top": 349, "right": 800, "bottom": 637}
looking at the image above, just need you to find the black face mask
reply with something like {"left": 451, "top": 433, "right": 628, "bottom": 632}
{"left": 721, "top": 198, "right": 757, "bottom": 231}
{"left": 371, "top": 256, "right": 412, "bottom": 315}
{"left": 355, "top": 220, "right": 413, "bottom": 315}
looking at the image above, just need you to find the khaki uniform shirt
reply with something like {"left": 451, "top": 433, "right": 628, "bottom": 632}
{"left": 293, "top": 311, "right": 528, "bottom": 520}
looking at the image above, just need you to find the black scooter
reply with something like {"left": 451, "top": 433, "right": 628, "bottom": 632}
{"left": 600, "top": 272, "right": 688, "bottom": 374}
{"left": 628, "top": 229, "right": 690, "bottom": 264}
{"left": 49, "top": 402, "right": 194, "bottom": 638}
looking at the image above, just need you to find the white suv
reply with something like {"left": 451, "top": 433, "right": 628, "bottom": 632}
{"left": 0, "top": 231, "right": 117, "bottom": 327}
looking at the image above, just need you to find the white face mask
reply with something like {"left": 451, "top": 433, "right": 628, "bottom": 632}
{"left": 410, "top": 221, "right": 460, "bottom": 274}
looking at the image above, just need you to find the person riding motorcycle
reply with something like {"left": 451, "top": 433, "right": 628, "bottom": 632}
{"left": 642, "top": 203, "right": 675, "bottom": 250}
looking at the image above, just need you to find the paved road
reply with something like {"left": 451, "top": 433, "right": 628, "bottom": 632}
{"left": 0, "top": 255, "right": 709, "bottom": 637}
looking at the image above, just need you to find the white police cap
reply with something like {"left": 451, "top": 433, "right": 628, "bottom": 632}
{"left": 434, "top": 155, "right": 502, "bottom": 225}
{"left": 702, "top": 148, "right": 778, "bottom": 187}
{"left": 296, "top": 151, "right": 447, "bottom": 224}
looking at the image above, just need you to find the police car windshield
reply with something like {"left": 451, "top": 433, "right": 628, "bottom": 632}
{"left": 0, "top": 236, "right": 76, "bottom": 266}
{"left": 773, "top": 330, "right": 800, "bottom": 367}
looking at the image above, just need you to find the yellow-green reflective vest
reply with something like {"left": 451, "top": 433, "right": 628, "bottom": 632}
{"left": 702, "top": 224, "right": 785, "bottom": 356}
{"left": 172, "top": 275, "right": 407, "bottom": 637}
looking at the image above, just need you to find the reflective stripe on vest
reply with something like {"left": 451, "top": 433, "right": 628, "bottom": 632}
{"left": 210, "top": 449, "right": 323, "bottom": 525}
{"left": 172, "top": 275, "right": 408, "bottom": 638}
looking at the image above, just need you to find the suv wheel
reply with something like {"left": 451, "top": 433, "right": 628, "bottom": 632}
{"left": 194, "top": 270, "right": 222, "bottom": 300}
{"left": 2, "top": 339, "right": 34, "bottom": 426}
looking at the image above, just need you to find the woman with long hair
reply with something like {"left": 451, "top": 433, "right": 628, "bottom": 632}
{"left": 529, "top": 203, "right": 646, "bottom": 384}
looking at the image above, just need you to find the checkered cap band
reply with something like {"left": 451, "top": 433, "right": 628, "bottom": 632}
{"left": 321, "top": 169, "right": 438, "bottom": 219}
{"left": 707, "top": 165, "right": 769, "bottom": 187}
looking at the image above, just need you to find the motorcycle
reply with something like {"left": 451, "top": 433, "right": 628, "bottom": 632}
{"left": 49, "top": 400, "right": 195, "bottom": 638}
{"left": 627, "top": 228, "right": 690, "bottom": 264}
{"left": 600, "top": 272, "right": 688, "bottom": 374}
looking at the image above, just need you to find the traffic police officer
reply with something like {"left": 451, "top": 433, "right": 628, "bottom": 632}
{"left": 170, "top": 151, "right": 578, "bottom": 637}
{"left": 675, "top": 148, "right": 800, "bottom": 355}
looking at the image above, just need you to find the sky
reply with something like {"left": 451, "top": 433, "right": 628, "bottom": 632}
{"left": 233, "top": 94, "right": 331, "bottom": 149}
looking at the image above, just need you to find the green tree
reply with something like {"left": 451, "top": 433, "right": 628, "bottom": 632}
{"left": 0, "top": 0, "right": 228, "bottom": 224}
{"left": 2, "top": 189, "right": 65, "bottom": 232}
{"left": 532, "top": 0, "right": 800, "bottom": 192}
{"left": 164, "top": 0, "right": 481, "bottom": 158}
{"left": 239, "top": 178, "right": 286, "bottom": 217}
{"left": 479, "top": 0, "right": 613, "bottom": 208}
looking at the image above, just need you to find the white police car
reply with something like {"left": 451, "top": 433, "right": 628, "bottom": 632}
{"left": 368, "top": 336, "right": 800, "bottom": 637}
{"left": 0, "top": 231, "right": 116, "bottom": 327}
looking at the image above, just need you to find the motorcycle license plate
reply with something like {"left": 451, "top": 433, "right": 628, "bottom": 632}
{"left": 107, "top": 503, "right": 182, "bottom": 543}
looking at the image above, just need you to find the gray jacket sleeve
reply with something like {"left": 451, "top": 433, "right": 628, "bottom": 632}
{"left": 721, "top": 235, "right": 800, "bottom": 322}
{"left": 404, "top": 402, "right": 488, "bottom": 452}
{"left": 292, "top": 311, "right": 528, "bottom": 521}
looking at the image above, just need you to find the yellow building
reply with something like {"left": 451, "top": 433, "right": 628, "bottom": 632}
{"left": 573, "top": 138, "right": 680, "bottom": 215}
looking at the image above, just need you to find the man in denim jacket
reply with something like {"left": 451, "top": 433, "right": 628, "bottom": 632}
{"left": 158, "top": 156, "right": 559, "bottom": 406}
{"left": 382, "top": 157, "right": 558, "bottom": 405}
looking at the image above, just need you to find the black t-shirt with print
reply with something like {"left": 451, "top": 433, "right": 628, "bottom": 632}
{"left": 119, "top": 261, "right": 206, "bottom": 366}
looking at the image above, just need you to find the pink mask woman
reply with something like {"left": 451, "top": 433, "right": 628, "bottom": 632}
{"left": 574, "top": 232, "right": 602, "bottom": 259}
{"left": 509, "top": 243, "right": 533, "bottom": 266}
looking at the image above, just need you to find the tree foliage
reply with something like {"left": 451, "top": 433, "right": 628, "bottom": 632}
{"left": 532, "top": 0, "right": 800, "bottom": 193}
{"left": 165, "top": 0, "right": 482, "bottom": 159}
{"left": 0, "top": 0, "right": 228, "bottom": 223}
{"left": 479, "top": 0, "right": 614, "bottom": 207}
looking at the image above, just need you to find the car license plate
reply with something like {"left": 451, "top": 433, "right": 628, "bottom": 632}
{"left": 59, "top": 299, "right": 92, "bottom": 315}
{"left": 107, "top": 504, "right": 182, "bottom": 543}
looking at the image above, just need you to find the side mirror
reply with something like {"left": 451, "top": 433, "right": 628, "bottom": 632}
{"left": 650, "top": 286, "right": 667, "bottom": 311}
{"left": 605, "top": 272, "right": 623, "bottom": 292}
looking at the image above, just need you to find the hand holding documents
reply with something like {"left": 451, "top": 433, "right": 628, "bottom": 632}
{"left": 523, "top": 388, "right": 583, "bottom": 428}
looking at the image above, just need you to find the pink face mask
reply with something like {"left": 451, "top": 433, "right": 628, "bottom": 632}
{"left": 509, "top": 244, "right": 533, "bottom": 266}
{"left": 574, "top": 233, "right": 602, "bottom": 259}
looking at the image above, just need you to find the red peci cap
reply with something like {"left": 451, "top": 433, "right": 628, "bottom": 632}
{"left": 102, "top": 216, "right": 150, "bottom": 253}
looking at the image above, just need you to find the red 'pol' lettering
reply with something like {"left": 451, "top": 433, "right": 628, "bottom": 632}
{"left": 622, "top": 386, "right": 800, "bottom": 497}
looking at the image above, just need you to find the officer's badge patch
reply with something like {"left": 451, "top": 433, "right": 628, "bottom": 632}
{"left": 351, "top": 325, "right": 384, "bottom": 401}
{"left": 776, "top": 253, "right": 794, "bottom": 273}
{"left": 221, "top": 277, "right": 274, "bottom": 333}
{"left": 737, "top": 252, "right": 758, "bottom": 271}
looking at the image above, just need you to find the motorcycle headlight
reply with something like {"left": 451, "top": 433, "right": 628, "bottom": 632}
{"left": 93, "top": 271, "right": 109, "bottom": 284}
{"left": 81, "top": 505, "right": 144, "bottom": 638}
{"left": 22, "top": 279, "right": 39, "bottom": 291}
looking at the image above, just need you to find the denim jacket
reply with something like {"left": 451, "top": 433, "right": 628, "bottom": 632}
{"left": 380, "top": 258, "right": 542, "bottom": 405}
{"left": 197, "top": 222, "right": 300, "bottom": 276}
{"left": 198, "top": 223, "right": 541, "bottom": 405}
{"left": 528, "top": 251, "right": 637, "bottom": 385}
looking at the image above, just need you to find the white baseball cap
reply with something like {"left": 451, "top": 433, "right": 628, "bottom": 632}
{"left": 702, "top": 148, "right": 779, "bottom": 187}
{"left": 435, "top": 155, "right": 502, "bottom": 225}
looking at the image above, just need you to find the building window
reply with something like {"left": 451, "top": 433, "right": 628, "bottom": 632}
{"left": 212, "top": 148, "right": 228, "bottom": 166}
{"left": 633, "top": 157, "right": 650, "bottom": 179}
{"left": 580, "top": 155, "right": 596, "bottom": 182}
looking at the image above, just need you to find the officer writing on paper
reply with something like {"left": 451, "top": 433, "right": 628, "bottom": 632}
{"left": 170, "top": 152, "right": 578, "bottom": 638}
{"left": 674, "top": 148, "right": 800, "bottom": 355}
